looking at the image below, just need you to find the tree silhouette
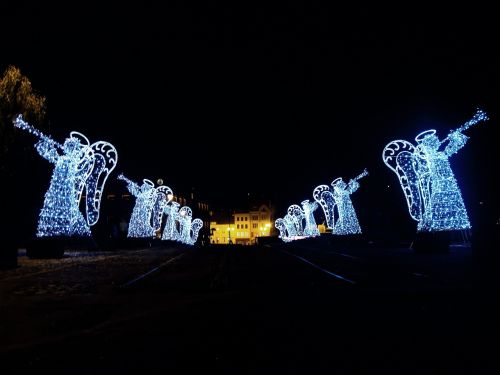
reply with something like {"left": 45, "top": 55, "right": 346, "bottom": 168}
{"left": 0, "top": 65, "right": 46, "bottom": 267}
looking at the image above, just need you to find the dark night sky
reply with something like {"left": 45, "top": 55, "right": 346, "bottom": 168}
{"left": 1, "top": 2, "right": 499, "bottom": 224}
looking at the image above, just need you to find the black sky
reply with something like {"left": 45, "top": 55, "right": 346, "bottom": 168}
{"left": 1, "top": 2, "right": 499, "bottom": 218}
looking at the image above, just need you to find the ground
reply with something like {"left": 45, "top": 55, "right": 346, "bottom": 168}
{"left": 1, "top": 238, "right": 499, "bottom": 374}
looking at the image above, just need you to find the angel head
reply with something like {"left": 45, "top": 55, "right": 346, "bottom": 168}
{"left": 64, "top": 131, "right": 92, "bottom": 157}
{"left": 141, "top": 179, "right": 155, "bottom": 193}
{"left": 415, "top": 129, "right": 440, "bottom": 151}
{"left": 331, "top": 177, "right": 346, "bottom": 191}
{"left": 63, "top": 137, "right": 82, "bottom": 154}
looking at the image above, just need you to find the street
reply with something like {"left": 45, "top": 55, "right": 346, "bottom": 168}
{"left": 1, "top": 239, "right": 499, "bottom": 374}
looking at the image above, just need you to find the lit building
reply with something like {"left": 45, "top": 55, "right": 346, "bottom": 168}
{"left": 210, "top": 204, "right": 274, "bottom": 245}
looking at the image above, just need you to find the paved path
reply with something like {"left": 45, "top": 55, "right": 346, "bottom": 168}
{"left": 1, "top": 242, "right": 498, "bottom": 374}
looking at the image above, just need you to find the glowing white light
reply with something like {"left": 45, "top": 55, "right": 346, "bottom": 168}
{"left": 382, "top": 109, "right": 488, "bottom": 232}
{"left": 14, "top": 115, "right": 117, "bottom": 237}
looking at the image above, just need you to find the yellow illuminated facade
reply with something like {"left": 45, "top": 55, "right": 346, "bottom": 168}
{"left": 210, "top": 204, "right": 273, "bottom": 245}
{"left": 318, "top": 223, "right": 327, "bottom": 233}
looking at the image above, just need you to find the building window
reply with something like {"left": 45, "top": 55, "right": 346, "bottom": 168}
{"left": 252, "top": 223, "right": 257, "bottom": 228}
{"left": 245, "top": 224, "right": 248, "bottom": 229}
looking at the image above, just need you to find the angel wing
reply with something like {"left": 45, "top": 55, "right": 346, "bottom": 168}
{"left": 189, "top": 218, "right": 204, "bottom": 245}
{"left": 74, "top": 145, "right": 95, "bottom": 209}
{"left": 313, "top": 184, "right": 336, "bottom": 229}
{"left": 85, "top": 141, "right": 118, "bottom": 226}
{"left": 382, "top": 140, "right": 422, "bottom": 221}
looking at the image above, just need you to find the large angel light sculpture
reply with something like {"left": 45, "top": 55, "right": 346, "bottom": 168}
{"left": 14, "top": 115, "right": 118, "bottom": 238}
{"left": 118, "top": 174, "right": 159, "bottom": 238}
{"left": 382, "top": 109, "right": 488, "bottom": 232}
{"left": 313, "top": 169, "right": 368, "bottom": 235}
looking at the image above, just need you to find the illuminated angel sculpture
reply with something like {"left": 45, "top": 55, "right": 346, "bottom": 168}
{"left": 331, "top": 169, "right": 367, "bottom": 235}
{"left": 274, "top": 214, "right": 297, "bottom": 242}
{"left": 178, "top": 206, "right": 194, "bottom": 244}
{"left": 382, "top": 109, "right": 488, "bottom": 232}
{"left": 14, "top": 115, "right": 118, "bottom": 238}
{"left": 160, "top": 203, "right": 202, "bottom": 245}
{"left": 177, "top": 206, "right": 204, "bottom": 245}
{"left": 118, "top": 174, "right": 158, "bottom": 238}
{"left": 275, "top": 218, "right": 291, "bottom": 242}
{"left": 284, "top": 214, "right": 298, "bottom": 238}
{"left": 301, "top": 200, "right": 320, "bottom": 237}
{"left": 162, "top": 201, "right": 180, "bottom": 241}
{"left": 288, "top": 204, "right": 305, "bottom": 236}
{"left": 314, "top": 169, "right": 368, "bottom": 235}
